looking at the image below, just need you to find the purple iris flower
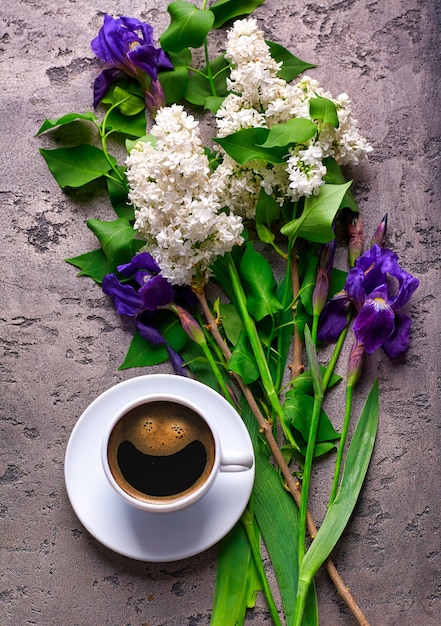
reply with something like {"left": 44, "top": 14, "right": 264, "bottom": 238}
{"left": 91, "top": 15, "right": 173, "bottom": 112}
{"left": 318, "top": 244, "right": 419, "bottom": 358}
{"left": 102, "top": 252, "right": 188, "bottom": 375}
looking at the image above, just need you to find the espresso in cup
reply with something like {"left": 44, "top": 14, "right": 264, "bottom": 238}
{"left": 107, "top": 400, "right": 216, "bottom": 503}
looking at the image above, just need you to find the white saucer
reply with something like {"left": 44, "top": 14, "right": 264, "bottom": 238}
{"left": 64, "top": 374, "right": 255, "bottom": 562}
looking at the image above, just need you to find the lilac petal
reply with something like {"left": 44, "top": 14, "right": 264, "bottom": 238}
{"left": 317, "top": 297, "right": 350, "bottom": 343}
{"left": 352, "top": 298, "right": 395, "bottom": 353}
{"left": 117, "top": 252, "right": 160, "bottom": 277}
{"left": 382, "top": 311, "right": 412, "bottom": 358}
{"left": 93, "top": 68, "right": 123, "bottom": 107}
{"left": 102, "top": 274, "right": 141, "bottom": 317}
{"left": 136, "top": 320, "right": 167, "bottom": 346}
{"left": 139, "top": 274, "right": 174, "bottom": 311}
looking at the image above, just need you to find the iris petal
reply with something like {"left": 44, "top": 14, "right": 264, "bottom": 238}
{"left": 139, "top": 274, "right": 175, "bottom": 310}
{"left": 102, "top": 274, "right": 142, "bottom": 317}
{"left": 352, "top": 299, "right": 395, "bottom": 353}
{"left": 317, "top": 297, "right": 350, "bottom": 342}
{"left": 382, "top": 311, "right": 412, "bottom": 358}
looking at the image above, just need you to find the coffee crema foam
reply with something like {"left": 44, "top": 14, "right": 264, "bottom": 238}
{"left": 107, "top": 400, "right": 216, "bottom": 502}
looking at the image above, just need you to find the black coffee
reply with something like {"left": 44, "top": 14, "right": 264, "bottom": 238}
{"left": 107, "top": 400, "right": 216, "bottom": 502}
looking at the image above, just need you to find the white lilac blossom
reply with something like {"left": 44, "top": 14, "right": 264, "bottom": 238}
{"left": 126, "top": 104, "right": 244, "bottom": 286}
{"left": 213, "top": 19, "right": 372, "bottom": 217}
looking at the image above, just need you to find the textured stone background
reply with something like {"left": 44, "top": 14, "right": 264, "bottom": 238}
{"left": 1, "top": 0, "right": 440, "bottom": 624}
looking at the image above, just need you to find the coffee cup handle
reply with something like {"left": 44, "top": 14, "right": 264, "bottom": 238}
{"left": 220, "top": 451, "right": 254, "bottom": 472}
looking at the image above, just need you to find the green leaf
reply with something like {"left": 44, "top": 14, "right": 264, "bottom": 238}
{"left": 284, "top": 390, "right": 340, "bottom": 446}
{"left": 185, "top": 54, "right": 229, "bottom": 106}
{"left": 39, "top": 145, "right": 116, "bottom": 188}
{"left": 210, "top": 0, "right": 267, "bottom": 28}
{"left": 254, "top": 453, "right": 318, "bottom": 625}
{"left": 203, "top": 95, "right": 226, "bottom": 113}
{"left": 266, "top": 40, "right": 316, "bottom": 82}
{"left": 119, "top": 331, "right": 169, "bottom": 370}
{"left": 106, "top": 169, "right": 133, "bottom": 220}
{"left": 291, "top": 368, "right": 342, "bottom": 395}
{"left": 87, "top": 217, "right": 135, "bottom": 267}
{"left": 304, "top": 326, "right": 324, "bottom": 398}
{"left": 256, "top": 188, "right": 282, "bottom": 225}
{"left": 240, "top": 244, "right": 282, "bottom": 321}
{"left": 323, "top": 157, "right": 359, "bottom": 212}
{"left": 309, "top": 95, "right": 339, "bottom": 128}
{"left": 125, "top": 134, "right": 156, "bottom": 153}
{"left": 219, "top": 302, "right": 244, "bottom": 345}
{"left": 259, "top": 118, "right": 317, "bottom": 149}
{"left": 228, "top": 330, "right": 260, "bottom": 384}
{"left": 105, "top": 108, "right": 146, "bottom": 137}
{"left": 36, "top": 112, "right": 98, "bottom": 135}
{"left": 216, "top": 127, "right": 286, "bottom": 165}
{"left": 102, "top": 85, "right": 145, "bottom": 116}
{"left": 159, "top": 66, "right": 189, "bottom": 104}
{"left": 281, "top": 181, "right": 352, "bottom": 243}
{"left": 210, "top": 523, "right": 252, "bottom": 626}
{"left": 66, "top": 248, "right": 112, "bottom": 283}
{"left": 299, "top": 380, "right": 379, "bottom": 582}
{"left": 160, "top": 1, "right": 215, "bottom": 53}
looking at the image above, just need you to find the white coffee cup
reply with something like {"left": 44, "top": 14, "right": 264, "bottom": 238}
{"left": 101, "top": 392, "right": 254, "bottom": 513}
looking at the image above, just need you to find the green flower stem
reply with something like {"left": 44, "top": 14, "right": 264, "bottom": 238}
{"left": 328, "top": 383, "right": 354, "bottom": 506}
{"left": 96, "top": 100, "right": 129, "bottom": 185}
{"left": 226, "top": 253, "right": 296, "bottom": 448}
{"left": 241, "top": 507, "right": 283, "bottom": 626}
{"left": 200, "top": 338, "right": 235, "bottom": 404}
{"left": 297, "top": 391, "right": 324, "bottom": 566}
{"left": 311, "top": 313, "right": 320, "bottom": 346}
{"left": 322, "top": 323, "right": 349, "bottom": 390}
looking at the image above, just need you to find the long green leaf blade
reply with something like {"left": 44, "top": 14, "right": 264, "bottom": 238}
{"left": 239, "top": 244, "right": 282, "bottom": 320}
{"left": 210, "top": 523, "right": 252, "bottom": 626}
{"left": 254, "top": 453, "right": 318, "bottom": 625}
{"left": 299, "top": 380, "right": 379, "bottom": 581}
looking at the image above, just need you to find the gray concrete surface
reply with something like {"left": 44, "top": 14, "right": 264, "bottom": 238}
{"left": 1, "top": 0, "right": 440, "bottom": 624}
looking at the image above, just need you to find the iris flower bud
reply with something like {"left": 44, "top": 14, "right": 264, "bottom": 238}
{"left": 175, "top": 306, "right": 206, "bottom": 346}
{"left": 312, "top": 238, "right": 336, "bottom": 316}
{"left": 370, "top": 213, "right": 388, "bottom": 248}
{"left": 347, "top": 340, "right": 365, "bottom": 387}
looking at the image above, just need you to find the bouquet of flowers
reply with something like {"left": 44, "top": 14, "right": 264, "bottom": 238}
{"left": 37, "top": 1, "right": 419, "bottom": 624}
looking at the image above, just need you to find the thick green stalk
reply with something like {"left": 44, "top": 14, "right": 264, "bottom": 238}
{"left": 329, "top": 383, "right": 354, "bottom": 506}
{"left": 226, "top": 253, "right": 295, "bottom": 446}
{"left": 322, "top": 323, "right": 349, "bottom": 390}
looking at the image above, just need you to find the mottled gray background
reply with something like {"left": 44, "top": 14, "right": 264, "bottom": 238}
{"left": 1, "top": 1, "right": 440, "bottom": 625}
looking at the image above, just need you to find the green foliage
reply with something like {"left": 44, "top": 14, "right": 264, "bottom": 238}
{"left": 260, "top": 118, "right": 317, "bottom": 149}
{"left": 297, "top": 380, "right": 379, "bottom": 584}
{"left": 266, "top": 40, "right": 316, "bottom": 82}
{"left": 36, "top": 112, "right": 98, "bottom": 135}
{"left": 210, "top": 0, "right": 267, "bottom": 29}
{"left": 240, "top": 244, "right": 283, "bottom": 321}
{"left": 39, "top": 145, "right": 116, "bottom": 188}
{"left": 160, "top": 1, "right": 215, "bottom": 52}
{"left": 309, "top": 95, "right": 339, "bottom": 128}
{"left": 216, "top": 127, "right": 287, "bottom": 164}
{"left": 281, "top": 182, "right": 352, "bottom": 243}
